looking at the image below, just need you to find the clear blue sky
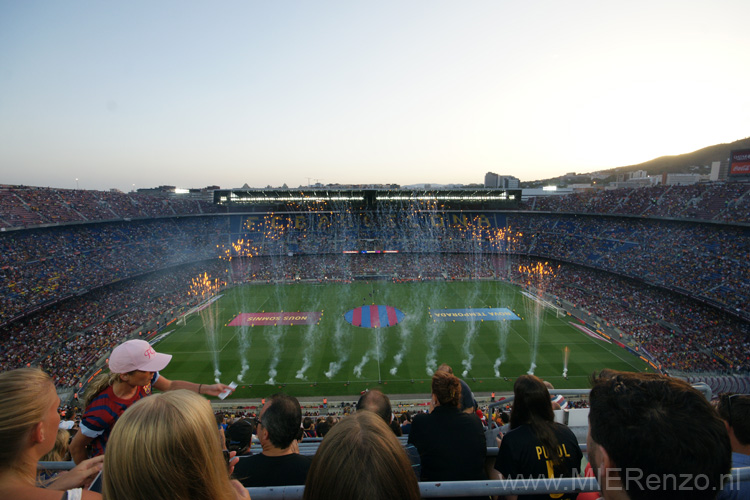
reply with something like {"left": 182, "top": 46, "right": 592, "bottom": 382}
{"left": 1, "top": 1, "right": 748, "bottom": 191}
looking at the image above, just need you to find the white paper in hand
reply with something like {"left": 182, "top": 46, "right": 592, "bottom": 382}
{"left": 218, "top": 381, "right": 238, "bottom": 400}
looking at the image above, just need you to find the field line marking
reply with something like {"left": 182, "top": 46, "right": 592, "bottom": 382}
{"left": 577, "top": 329, "right": 643, "bottom": 371}
{"left": 510, "top": 324, "right": 530, "bottom": 346}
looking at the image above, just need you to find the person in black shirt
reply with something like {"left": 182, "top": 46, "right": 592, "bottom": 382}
{"left": 408, "top": 371, "right": 487, "bottom": 488}
{"left": 233, "top": 394, "right": 312, "bottom": 487}
{"left": 492, "top": 374, "right": 582, "bottom": 500}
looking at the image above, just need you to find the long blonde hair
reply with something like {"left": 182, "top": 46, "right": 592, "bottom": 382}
{"left": 0, "top": 368, "right": 56, "bottom": 480}
{"left": 102, "top": 390, "right": 236, "bottom": 500}
{"left": 82, "top": 372, "right": 121, "bottom": 409}
{"left": 41, "top": 429, "right": 70, "bottom": 462}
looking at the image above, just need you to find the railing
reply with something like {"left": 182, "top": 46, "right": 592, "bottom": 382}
{"left": 38, "top": 462, "right": 750, "bottom": 499}
{"left": 245, "top": 469, "right": 750, "bottom": 499}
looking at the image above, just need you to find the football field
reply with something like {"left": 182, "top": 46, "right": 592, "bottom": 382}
{"left": 156, "top": 280, "right": 651, "bottom": 399}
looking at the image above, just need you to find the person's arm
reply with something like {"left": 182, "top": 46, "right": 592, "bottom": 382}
{"left": 152, "top": 374, "right": 233, "bottom": 397}
{"left": 69, "top": 431, "right": 95, "bottom": 465}
{"left": 46, "top": 455, "right": 103, "bottom": 491}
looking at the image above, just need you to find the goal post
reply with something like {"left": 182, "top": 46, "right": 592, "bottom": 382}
{"left": 521, "top": 290, "right": 567, "bottom": 319}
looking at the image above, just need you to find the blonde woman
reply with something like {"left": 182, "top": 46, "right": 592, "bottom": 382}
{"left": 103, "top": 389, "right": 249, "bottom": 500}
{"left": 70, "top": 339, "right": 234, "bottom": 463}
{"left": 0, "top": 367, "right": 103, "bottom": 500}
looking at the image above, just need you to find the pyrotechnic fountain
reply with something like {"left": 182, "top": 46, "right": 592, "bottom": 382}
{"left": 264, "top": 275, "right": 290, "bottom": 385}
{"left": 325, "top": 314, "right": 352, "bottom": 379}
{"left": 460, "top": 284, "right": 481, "bottom": 378}
{"left": 295, "top": 291, "right": 323, "bottom": 381}
{"left": 224, "top": 234, "right": 259, "bottom": 383}
{"left": 389, "top": 289, "right": 418, "bottom": 376}
{"left": 490, "top": 228, "right": 520, "bottom": 378}
{"left": 190, "top": 273, "right": 225, "bottom": 383}
{"left": 518, "top": 261, "right": 557, "bottom": 375}
{"left": 353, "top": 327, "right": 385, "bottom": 379}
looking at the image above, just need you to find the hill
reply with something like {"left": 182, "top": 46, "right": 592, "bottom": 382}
{"left": 606, "top": 136, "right": 750, "bottom": 176}
{"left": 522, "top": 136, "right": 750, "bottom": 187}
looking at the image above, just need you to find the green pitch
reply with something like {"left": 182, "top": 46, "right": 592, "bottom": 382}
{"left": 156, "top": 281, "right": 650, "bottom": 399}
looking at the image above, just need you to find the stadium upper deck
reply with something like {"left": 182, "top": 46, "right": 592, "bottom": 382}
{"left": 0, "top": 182, "right": 747, "bottom": 229}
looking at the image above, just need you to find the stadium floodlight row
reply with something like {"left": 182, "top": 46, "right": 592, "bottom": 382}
{"left": 213, "top": 188, "right": 522, "bottom": 212}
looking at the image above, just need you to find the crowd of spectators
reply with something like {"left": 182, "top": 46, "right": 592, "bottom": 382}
{"left": 0, "top": 217, "right": 228, "bottom": 324}
{"left": 5, "top": 365, "right": 741, "bottom": 500}
{"left": 2, "top": 185, "right": 747, "bottom": 321}
{"left": 0, "top": 185, "right": 220, "bottom": 229}
{"left": 523, "top": 181, "right": 750, "bottom": 223}
{"left": 0, "top": 260, "right": 228, "bottom": 386}
{"left": 1, "top": 252, "right": 747, "bottom": 392}
{"left": 503, "top": 214, "right": 748, "bottom": 317}
{"left": 1, "top": 184, "right": 748, "bottom": 389}
{"left": 518, "top": 263, "right": 750, "bottom": 373}
{"left": 3, "top": 182, "right": 747, "bottom": 231}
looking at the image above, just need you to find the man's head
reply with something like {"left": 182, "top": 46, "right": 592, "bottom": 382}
{"left": 717, "top": 393, "right": 750, "bottom": 449}
{"left": 258, "top": 394, "right": 302, "bottom": 451}
{"left": 587, "top": 370, "right": 731, "bottom": 500}
{"left": 356, "top": 389, "right": 393, "bottom": 425}
{"left": 225, "top": 418, "right": 254, "bottom": 454}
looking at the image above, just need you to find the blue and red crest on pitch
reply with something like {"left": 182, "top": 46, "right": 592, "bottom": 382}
{"left": 345, "top": 305, "right": 405, "bottom": 328}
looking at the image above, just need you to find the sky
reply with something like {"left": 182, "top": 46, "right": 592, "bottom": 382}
{"left": 1, "top": 1, "right": 749, "bottom": 192}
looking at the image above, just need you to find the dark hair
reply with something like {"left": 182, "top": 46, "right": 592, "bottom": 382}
{"left": 303, "top": 411, "right": 420, "bottom": 500}
{"left": 717, "top": 393, "right": 750, "bottom": 446}
{"left": 262, "top": 394, "right": 302, "bottom": 449}
{"left": 389, "top": 420, "right": 403, "bottom": 437}
{"left": 357, "top": 390, "right": 393, "bottom": 425}
{"left": 225, "top": 418, "right": 254, "bottom": 453}
{"left": 510, "top": 375, "right": 563, "bottom": 467}
{"left": 316, "top": 421, "right": 331, "bottom": 437}
{"left": 431, "top": 371, "right": 461, "bottom": 407}
{"left": 589, "top": 370, "right": 731, "bottom": 500}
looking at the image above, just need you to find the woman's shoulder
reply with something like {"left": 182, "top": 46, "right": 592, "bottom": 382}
{"left": 552, "top": 421, "right": 579, "bottom": 439}
{"left": 410, "top": 411, "right": 430, "bottom": 425}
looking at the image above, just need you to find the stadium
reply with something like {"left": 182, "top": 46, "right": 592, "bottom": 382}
{"left": 1, "top": 182, "right": 748, "bottom": 401}
{"left": 2, "top": 181, "right": 749, "bottom": 498}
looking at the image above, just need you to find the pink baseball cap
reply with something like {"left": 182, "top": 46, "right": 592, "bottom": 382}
{"left": 108, "top": 339, "right": 172, "bottom": 373}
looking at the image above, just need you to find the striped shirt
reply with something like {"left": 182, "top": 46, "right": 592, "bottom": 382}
{"left": 79, "top": 372, "right": 158, "bottom": 457}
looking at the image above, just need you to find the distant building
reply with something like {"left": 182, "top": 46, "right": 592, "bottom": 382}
{"left": 610, "top": 177, "right": 658, "bottom": 189}
{"left": 661, "top": 173, "right": 703, "bottom": 186}
{"left": 484, "top": 172, "right": 520, "bottom": 189}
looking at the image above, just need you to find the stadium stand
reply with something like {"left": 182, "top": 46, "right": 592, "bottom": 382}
{"left": 1, "top": 183, "right": 748, "bottom": 392}
{"left": 523, "top": 182, "right": 750, "bottom": 223}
